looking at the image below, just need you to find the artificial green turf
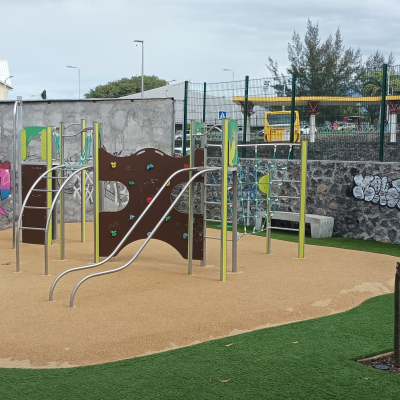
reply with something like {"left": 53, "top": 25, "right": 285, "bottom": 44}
{"left": 1, "top": 294, "right": 399, "bottom": 399}
{"left": 207, "top": 221, "right": 400, "bottom": 257}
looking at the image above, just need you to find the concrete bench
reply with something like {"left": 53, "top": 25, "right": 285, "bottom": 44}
{"left": 255, "top": 211, "right": 334, "bottom": 238}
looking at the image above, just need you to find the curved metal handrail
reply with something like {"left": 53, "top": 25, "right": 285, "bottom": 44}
{"left": 16, "top": 165, "right": 67, "bottom": 272}
{"left": 49, "top": 166, "right": 200, "bottom": 300}
{"left": 68, "top": 167, "right": 218, "bottom": 307}
{"left": 44, "top": 165, "right": 93, "bottom": 276}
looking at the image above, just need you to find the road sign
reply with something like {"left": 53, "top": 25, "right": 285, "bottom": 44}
{"left": 218, "top": 111, "right": 227, "bottom": 120}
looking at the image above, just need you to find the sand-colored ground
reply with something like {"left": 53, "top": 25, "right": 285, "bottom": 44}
{"left": 0, "top": 223, "right": 397, "bottom": 368}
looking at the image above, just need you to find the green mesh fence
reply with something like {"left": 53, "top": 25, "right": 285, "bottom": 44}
{"left": 176, "top": 64, "right": 400, "bottom": 162}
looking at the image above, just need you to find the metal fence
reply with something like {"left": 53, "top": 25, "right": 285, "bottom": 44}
{"left": 175, "top": 64, "right": 400, "bottom": 162}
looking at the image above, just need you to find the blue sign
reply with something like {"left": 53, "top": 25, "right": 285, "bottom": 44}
{"left": 218, "top": 111, "right": 227, "bottom": 120}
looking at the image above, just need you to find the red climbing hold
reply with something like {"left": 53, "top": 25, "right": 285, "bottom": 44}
{"left": 147, "top": 197, "right": 152, "bottom": 203}
{"left": 184, "top": 164, "right": 189, "bottom": 169}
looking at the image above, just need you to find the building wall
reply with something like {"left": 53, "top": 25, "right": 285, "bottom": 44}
{"left": 0, "top": 98, "right": 175, "bottom": 231}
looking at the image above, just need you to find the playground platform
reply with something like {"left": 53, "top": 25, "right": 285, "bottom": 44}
{"left": 0, "top": 222, "right": 396, "bottom": 368}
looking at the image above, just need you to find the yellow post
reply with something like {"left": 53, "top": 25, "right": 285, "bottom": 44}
{"left": 81, "top": 119, "right": 86, "bottom": 242}
{"left": 298, "top": 140, "right": 307, "bottom": 258}
{"left": 262, "top": 172, "right": 271, "bottom": 254}
{"left": 221, "top": 118, "right": 229, "bottom": 282}
{"left": 46, "top": 126, "right": 52, "bottom": 247}
{"left": 94, "top": 122, "right": 100, "bottom": 263}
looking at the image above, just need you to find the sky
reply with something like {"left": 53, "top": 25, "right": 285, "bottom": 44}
{"left": 2, "top": 0, "right": 399, "bottom": 100}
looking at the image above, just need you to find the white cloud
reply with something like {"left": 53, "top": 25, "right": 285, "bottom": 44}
{"left": 1, "top": 0, "right": 398, "bottom": 99}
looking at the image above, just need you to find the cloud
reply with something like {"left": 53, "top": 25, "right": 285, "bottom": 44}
{"left": 1, "top": 0, "right": 398, "bottom": 100}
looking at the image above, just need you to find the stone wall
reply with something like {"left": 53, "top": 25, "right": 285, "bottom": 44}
{"left": 204, "top": 158, "right": 400, "bottom": 244}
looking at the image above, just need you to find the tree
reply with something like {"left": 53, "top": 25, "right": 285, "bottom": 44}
{"left": 267, "top": 20, "right": 363, "bottom": 97}
{"left": 41, "top": 90, "right": 47, "bottom": 100}
{"left": 85, "top": 75, "right": 167, "bottom": 98}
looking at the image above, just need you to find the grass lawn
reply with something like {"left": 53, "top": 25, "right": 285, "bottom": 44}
{"left": 1, "top": 228, "right": 399, "bottom": 399}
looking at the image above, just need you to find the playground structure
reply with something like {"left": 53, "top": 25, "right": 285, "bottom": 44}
{"left": 9, "top": 99, "right": 308, "bottom": 307}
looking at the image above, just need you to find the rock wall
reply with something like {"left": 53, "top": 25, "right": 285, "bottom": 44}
{"left": 204, "top": 158, "right": 400, "bottom": 244}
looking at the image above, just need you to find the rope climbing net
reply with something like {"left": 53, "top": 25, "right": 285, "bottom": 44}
{"left": 237, "top": 144, "right": 294, "bottom": 238}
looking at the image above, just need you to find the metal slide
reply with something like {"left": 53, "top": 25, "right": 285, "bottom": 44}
{"left": 49, "top": 167, "right": 219, "bottom": 307}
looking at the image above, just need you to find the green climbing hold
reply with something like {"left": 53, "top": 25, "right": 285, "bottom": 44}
{"left": 111, "top": 230, "right": 117, "bottom": 237}
{"left": 129, "top": 181, "right": 135, "bottom": 186}
{"left": 166, "top": 216, "right": 171, "bottom": 221}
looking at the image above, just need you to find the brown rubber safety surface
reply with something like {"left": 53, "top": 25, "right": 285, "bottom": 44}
{"left": 0, "top": 223, "right": 396, "bottom": 369}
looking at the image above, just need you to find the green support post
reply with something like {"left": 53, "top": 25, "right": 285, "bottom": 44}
{"left": 290, "top": 73, "right": 296, "bottom": 144}
{"left": 183, "top": 81, "right": 189, "bottom": 157}
{"left": 379, "top": 64, "right": 388, "bottom": 162}
{"left": 298, "top": 140, "right": 307, "bottom": 258}
{"left": 242, "top": 76, "right": 249, "bottom": 158}
{"left": 93, "top": 122, "right": 100, "bottom": 263}
{"left": 202, "top": 82, "right": 206, "bottom": 123}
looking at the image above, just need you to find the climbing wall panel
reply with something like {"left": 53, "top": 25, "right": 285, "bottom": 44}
{"left": 99, "top": 148, "right": 204, "bottom": 259}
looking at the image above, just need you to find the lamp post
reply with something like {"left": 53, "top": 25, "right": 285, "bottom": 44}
{"left": 223, "top": 69, "right": 234, "bottom": 82}
{"left": 4, "top": 75, "right": 14, "bottom": 100}
{"left": 66, "top": 66, "right": 80, "bottom": 99}
{"left": 134, "top": 40, "right": 144, "bottom": 98}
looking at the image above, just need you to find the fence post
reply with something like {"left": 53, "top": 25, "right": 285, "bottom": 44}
{"left": 290, "top": 73, "right": 296, "bottom": 143}
{"left": 242, "top": 76, "right": 249, "bottom": 158}
{"left": 379, "top": 64, "right": 387, "bottom": 162}
{"left": 183, "top": 81, "right": 189, "bottom": 157}
{"left": 202, "top": 82, "right": 206, "bottom": 123}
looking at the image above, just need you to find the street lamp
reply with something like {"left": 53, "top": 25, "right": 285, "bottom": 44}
{"left": 4, "top": 75, "right": 14, "bottom": 100}
{"left": 66, "top": 66, "right": 80, "bottom": 99}
{"left": 134, "top": 40, "right": 144, "bottom": 98}
{"left": 223, "top": 69, "right": 234, "bottom": 81}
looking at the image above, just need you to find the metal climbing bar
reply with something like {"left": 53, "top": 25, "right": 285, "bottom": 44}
{"left": 49, "top": 166, "right": 219, "bottom": 302}
{"left": 67, "top": 168, "right": 219, "bottom": 307}
{"left": 16, "top": 165, "right": 67, "bottom": 272}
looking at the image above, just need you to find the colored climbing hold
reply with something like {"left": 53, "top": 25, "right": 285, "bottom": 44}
{"left": 129, "top": 181, "right": 135, "bottom": 186}
{"left": 166, "top": 181, "right": 171, "bottom": 187}
{"left": 147, "top": 197, "right": 152, "bottom": 203}
{"left": 111, "top": 230, "right": 117, "bottom": 237}
{"left": 184, "top": 164, "right": 189, "bottom": 169}
{"left": 183, "top": 233, "right": 188, "bottom": 239}
{"left": 166, "top": 216, "right": 171, "bottom": 221}
{"left": 111, "top": 162, "right": 117, "bottom": 168}
{"left": 147, "top": 232, "right": 151, "bottom": 237}
{"left": 147, "top": 164, "right": 154, "bottom": 170}
{"left": 129, "top": 215, "right": 135, "bottom": 221}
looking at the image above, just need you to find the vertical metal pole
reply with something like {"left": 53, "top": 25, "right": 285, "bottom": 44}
{"left": 242, "top": 76, "right": 249, "bottom": 158}
{"left": 188, "top": 120, "right": 195, "bottom": 275}
{"left": 202, "top": 82, "right": 207, "bottom": 123}
{"left": 17, "top": 98, "right": 23, "bottom": 244}
{"left": 46, "top": 126, "right": 53, "bottom": 248}
{"left": 59, "top": 123, "right": 65, "bottom": 260}
{"left": 232, "top": 169, "right": 238, "bottom": 272}
{"left": 266, "top": 171, "right": 271, "bottom": 254}
{"left": 81, "top": 119, "right": 86, "bottom": 242}
{"left": 201, "top": 122, "right": 207, "bottom": 267}
{"left": 141, "top": 43, "right": 144, "bottom": 98}
{"left": 183, "top": 81, "right": 188, "bottom": 156}
{"left": 298, "top": 140, "right": 307, "bottom": 258}
{"left": 12, "top": 99, "right": 22, "bottom": 248}
{"left": 93, "top": 122, "right": 100, "bottom": 263}
{"left": 220, "top": 118, "right": 229, "bottom": 282}
{"left": 379, "top": 64, "right": 388, "bottom": 162}
{"left": 290, "top": 73, "right": 296, "bottom": 144}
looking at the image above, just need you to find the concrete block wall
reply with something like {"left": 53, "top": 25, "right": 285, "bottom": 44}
{"left": 0, "top": 98, "right": 174, "bottom": 231}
